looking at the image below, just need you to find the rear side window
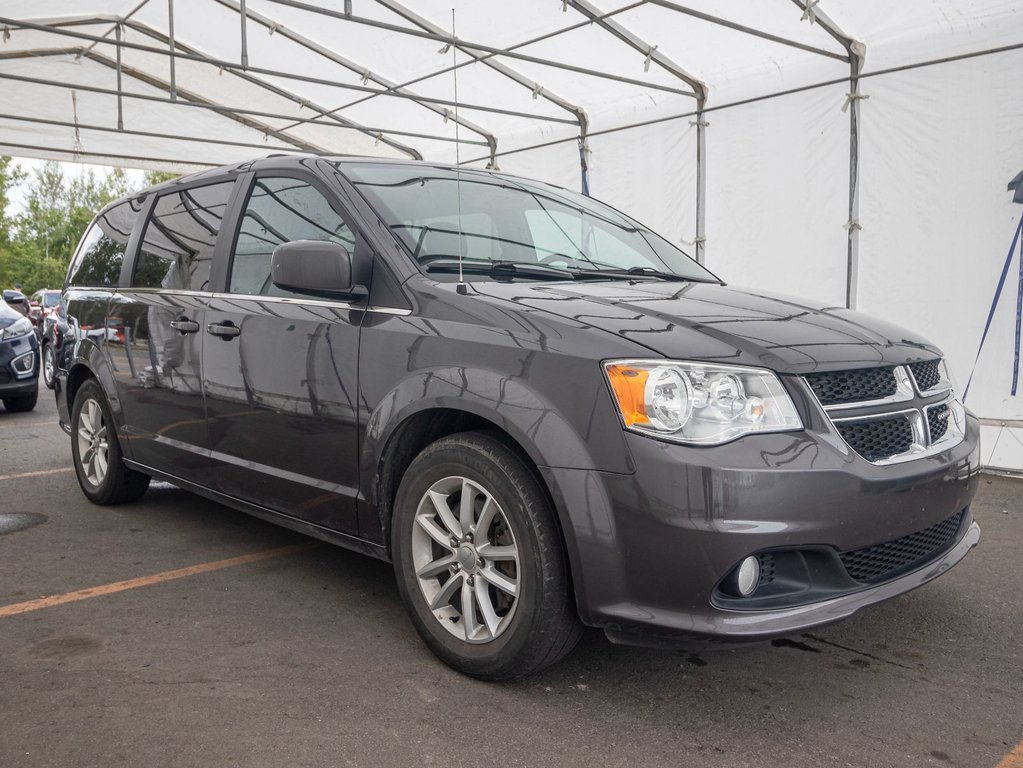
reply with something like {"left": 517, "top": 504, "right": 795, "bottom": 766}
{"left": 67, "top": 198, "right": 144, "bottom": 287}
{"left": 228, "top": 176, "right": 354, "bottom": 296}
{"left": 133, "top": 182, "right": 234, "bottom": 291}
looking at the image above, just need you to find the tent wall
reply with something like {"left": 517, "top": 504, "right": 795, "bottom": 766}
{"left": 857, "top": 49, "right": 1023, "bottom": 471}
{"left": 486, "top": 48, "right": 1023, "bottom": 470}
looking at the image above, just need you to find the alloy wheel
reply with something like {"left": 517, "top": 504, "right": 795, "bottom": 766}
{"left": 411, "top": 476, "right": 521, "bottom": 644}
{"left": 43, "top": 345, "right": 54, "bottom": 385}
{"left": 77, "top": 398, "right": 109, "bottom": 487}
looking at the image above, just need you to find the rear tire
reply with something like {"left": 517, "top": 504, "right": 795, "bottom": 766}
{"left": 71, "top": 378, "right": 150, "bottom": 505}
{"left": 392, "top": 431, "right": 582, "bottom": 680}
{"left": 3, "top": 389, "right": 38, "bottom": 412}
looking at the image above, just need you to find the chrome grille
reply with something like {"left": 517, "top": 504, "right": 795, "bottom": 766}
{"left": 805, "top": 366, "right": 897, "bottom": 406}
{"left": 909, "top": 359, "right": 942, "bottom": 391}
{"left": 836, "top": 415, "right": 915, "bottom": 463}
{"left": 805, "top": 359, "right": 964, "bottom": 465}
{"left": 927, "top": 403, "right": 950, "bottom": 442}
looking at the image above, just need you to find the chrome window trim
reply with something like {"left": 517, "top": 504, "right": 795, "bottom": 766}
{"left": 104, "top": 286, "right": 411, "bottom": 316}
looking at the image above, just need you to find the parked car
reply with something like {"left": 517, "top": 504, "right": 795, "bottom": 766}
{"left": 40, "top": 301, "right": 69, "bottom": 390}
{"left": 2, "top": 289, "right": 30, "bottom": 319}
{"left": 0, "top": 297, "right": 39, "bottom": 412}
{"left": 56, "top": 157, "right": 981, "bottom": 679}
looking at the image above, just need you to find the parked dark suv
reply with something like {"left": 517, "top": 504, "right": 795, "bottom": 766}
{"left": 56, "top": 156, "right": 981, "bottom": 679}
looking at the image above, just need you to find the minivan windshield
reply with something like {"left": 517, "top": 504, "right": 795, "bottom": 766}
{"left": 342, "top": 163, "right": 719, "bottom": 283}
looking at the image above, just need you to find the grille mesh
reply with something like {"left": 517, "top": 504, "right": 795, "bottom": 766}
{"left": 836, "top": 415, "right": 915, "bottom": 462}
{"left": 840, "top": 510, "right": 965, "bottom": 584}
{"left": 909, "top": 359, "right": 942, "bottom": 391}
{"left": 805, "top": 366, "right": 897, "bottom": 405}
{"left": 757, "top": 553, "right": 776, "bottom": 586}
{"left": 928, "top": 404, "right": 950, "bottom": 442}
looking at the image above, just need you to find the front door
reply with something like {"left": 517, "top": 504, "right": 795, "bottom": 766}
{"left": 202, "top": 173, "right": 363, "bottom": 535}
{"left": 110, "top": 181, "right": 235, "bottom": 486}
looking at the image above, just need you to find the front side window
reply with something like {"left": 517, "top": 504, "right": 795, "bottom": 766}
{"left": 342, "top": 162, "right": 718, "bottom": 283}
{"left": 228, "top": 176, "right": 355, "bottom": 296}
{"left": 67, "top": 198, "right": 145, "bottom": 288}
{"left": 133, "top": 182, "right": 234, "bottom": 291}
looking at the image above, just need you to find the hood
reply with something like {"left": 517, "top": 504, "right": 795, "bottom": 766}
{"left": 0, "top": 300, "right": 25, "bottom": 328}
{"left": 471, "top": 280, "right": 940, "bottom": 374}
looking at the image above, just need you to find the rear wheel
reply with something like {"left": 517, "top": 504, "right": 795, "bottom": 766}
{"left": 42, "top": 343, "right": 56, "bottom": 389}
{"left": 71, "top": 378, "right": 149, "bottom": 505}
{"left": 392, "top": 431, "right": 582, "bottom": 679}
{"left": 3, "top": 389, "right": 38, "bottom": 412}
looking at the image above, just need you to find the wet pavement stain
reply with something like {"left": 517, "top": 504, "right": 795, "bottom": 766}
{"left": 771, "top": 638, "right": 821, "bottom": 653}
{"left": 0, "top": 512, "right": 47, "bottom": 535}
{"left": 28, "top": 635, "right": 103, "bottom": 661}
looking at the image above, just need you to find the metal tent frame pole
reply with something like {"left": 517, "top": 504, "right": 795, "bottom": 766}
{"left": 372, "top": 0, "right": 590, "bottom": 183}
{"left": 566, "top": 0, "right": 709, "bottom": 261}
{"left": 791, "top": 0, "right": 866, "bottom": 310}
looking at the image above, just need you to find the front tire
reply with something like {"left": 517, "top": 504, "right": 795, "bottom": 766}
{"left": 392, "top": 431, "right": 582, "bottom": 680}
{"left": 42, "top": 342, "right": 56, "bottom": 389}
{"left": 71, "top": 378, "right": 150, "bottom": 505}
{"left": 3, "top": 389, "right": 38, "bottom": 412}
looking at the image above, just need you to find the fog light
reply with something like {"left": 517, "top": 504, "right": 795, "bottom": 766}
{"left": 735, "top": 556, "right": 760, "bottom": 597}
{"left": 12, "top": 351, "right": 35, "bottom": 377}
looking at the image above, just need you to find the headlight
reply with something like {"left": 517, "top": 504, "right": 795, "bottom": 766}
{"left": 603, "top": 360, "right": 802, "bottom": 445}
{"left": 0, "top": 317, "right": 32, "bottom": 342}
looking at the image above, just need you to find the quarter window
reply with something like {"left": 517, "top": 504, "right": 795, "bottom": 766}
{"left": 67, "top": 198, "right": 145, "bottom": 287}
{"left": 228, "top": 177, "right": 354, "bottom": 296}
{"left": 133, "top": 182, "right": 234, "bottom": 291}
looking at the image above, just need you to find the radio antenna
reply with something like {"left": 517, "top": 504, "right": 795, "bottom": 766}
{"left": 451, "top": 8, "right": 466, "bottom": 292}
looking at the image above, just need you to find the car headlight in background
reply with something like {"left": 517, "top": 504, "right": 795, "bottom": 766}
{"left": 603, "top": 360, "right": 802, "bottom": 445}
{"left": 0, "top": 316, "right": 33, "bottom": 342}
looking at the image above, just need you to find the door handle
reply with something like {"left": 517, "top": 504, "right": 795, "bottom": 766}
{"left": 169, "top": 317, "right": 200, "bottom": 335}
{"left": 207, "top": 321, "right": 241, "bottom": 339}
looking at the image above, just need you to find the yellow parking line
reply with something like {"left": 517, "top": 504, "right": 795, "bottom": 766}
{"left": 997, "top": 741, "right": 1023, "bottom": 768}
{"left": 0, "top": 542, "right": 318, "bottom": 618}
{"left": 0, "top": 467, "right": 74, "bottom": 482}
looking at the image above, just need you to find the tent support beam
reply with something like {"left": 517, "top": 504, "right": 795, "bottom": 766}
{"left": 114, "top": 23, "right": 123, "bottom": 130}
{"left": 211, "top": 0, "right": 499, "bottom": 166}
{"left": 326, "top": 1, "right": 645, "bottom": 127}
{"left": 0, "top": 15, "right": 578, "bottom": 127}
{"left": 0, "top": 58, "right": 479, "bottom": 148}
{"left": 791, "top": 0, "right": 865, "bottom": 309}
{"left": 566, "top": 0, "right": 708, "bottom": 259}
{"left": 239, "top": 0, "right": 248, "bottom": 69}
{"left": 259, "top": 0, "right": 697, "bottom": 98}
{"left": 116, "top": 21, "right": 425, "bottom": 158}
{"left": 371, "top": 0, "right": 590, "bottom": 182}
{"left": 166, "top": 0, "right": 176, "bottom": 100}
{"left": 0, "top": 112, "right": 302, "bottom": 153}
{"left": 648, "top": 0, "right": 848, "bottom": 62}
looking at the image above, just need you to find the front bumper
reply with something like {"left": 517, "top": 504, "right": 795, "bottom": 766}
{"left": 0, "top": 333, "right": 39, "bottom": 396}
{"left": 542, "top": 413, "right": 982, "bottom": 648}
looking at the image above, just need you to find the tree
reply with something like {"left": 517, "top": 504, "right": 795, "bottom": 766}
{"left": 1, "top": 161, "right": 132, "bottom": 293}
{"left": 143, "top": 169, "right": 180, "bottom": 187}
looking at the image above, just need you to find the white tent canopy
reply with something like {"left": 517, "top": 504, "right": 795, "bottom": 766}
{"left": 2, "top": 0, "right": 1023, "bottom": 468}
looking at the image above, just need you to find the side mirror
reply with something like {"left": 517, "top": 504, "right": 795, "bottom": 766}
{"left": 270, "top": 240, "right": 365, "bottom": 298}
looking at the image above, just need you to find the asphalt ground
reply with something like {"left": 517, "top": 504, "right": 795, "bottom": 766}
{"left": 1, "top": 378, "right": 1021, "bottom": 768}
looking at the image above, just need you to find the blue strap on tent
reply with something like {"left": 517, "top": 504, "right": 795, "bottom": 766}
{"left": 1015, "top": 223, "right": 1023, "bottom": 395}
{"left": 964, "top": 213, "right": 1023, "bottom": 401}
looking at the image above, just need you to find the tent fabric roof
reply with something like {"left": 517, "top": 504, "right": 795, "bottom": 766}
{"left": 0, "top": 0, "right": 1018, "bottom": 172}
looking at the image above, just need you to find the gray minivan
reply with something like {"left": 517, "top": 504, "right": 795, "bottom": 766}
{"left": 56, "top": 156, "right": 980, "bottom": 678}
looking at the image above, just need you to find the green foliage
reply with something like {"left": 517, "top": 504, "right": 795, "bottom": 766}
{"left": 143, "top": 169, "right": 180, "bottom": 187}
{"left": 0, "top": 158, "right": 135, "bottom": 294}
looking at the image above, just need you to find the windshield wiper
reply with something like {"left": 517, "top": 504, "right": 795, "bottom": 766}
{"left": 424, "top": 259, "right": 579, "bottom": 281}
{"left": 575, "top": 266, "right": 721, "bottom": 284}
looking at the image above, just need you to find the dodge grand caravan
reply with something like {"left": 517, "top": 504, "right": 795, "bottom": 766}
{"left": 56, "top": 156, "right": 981, "bottom": 679}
